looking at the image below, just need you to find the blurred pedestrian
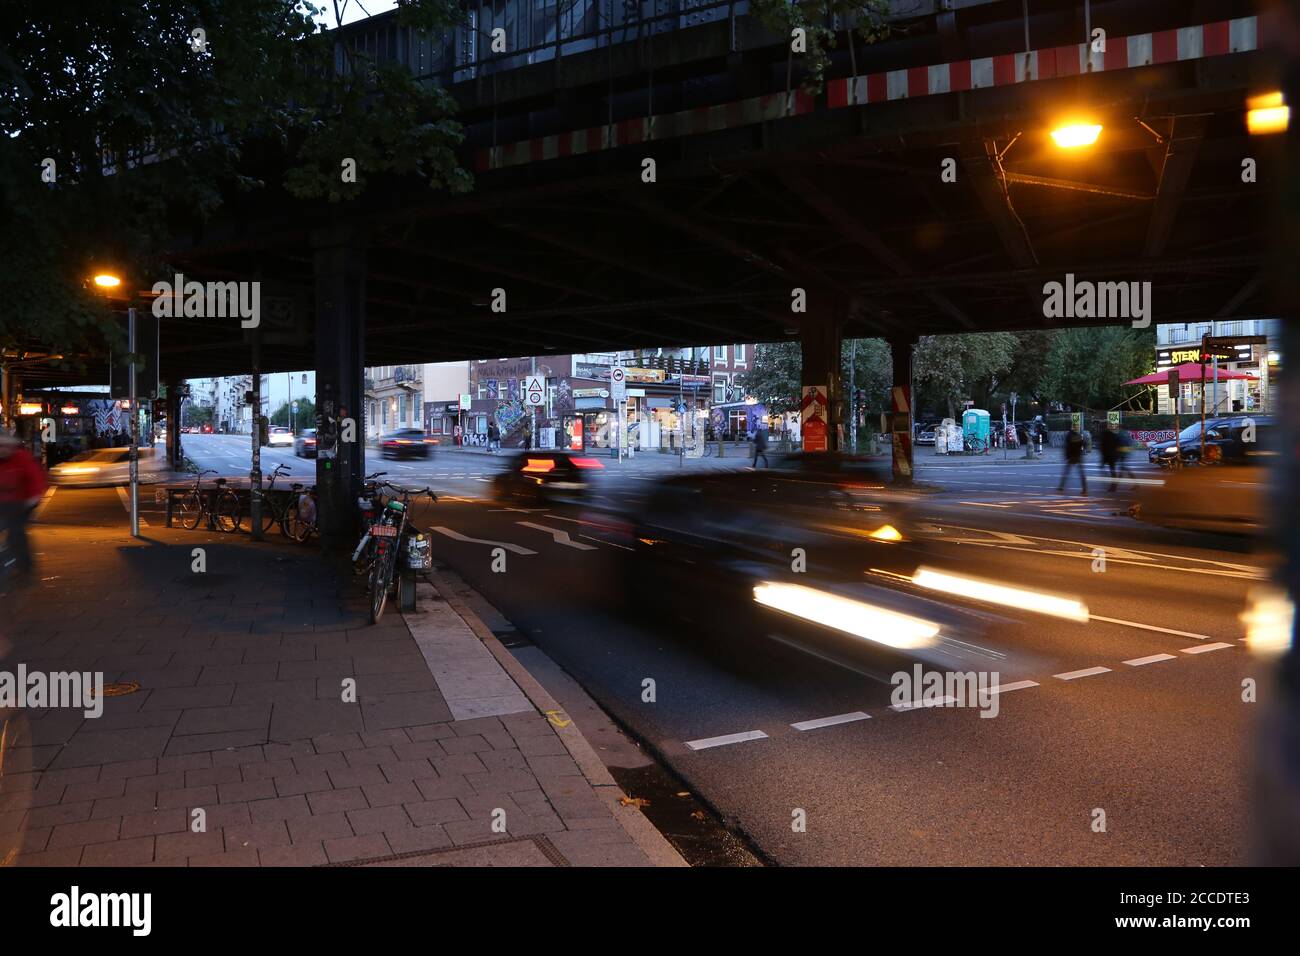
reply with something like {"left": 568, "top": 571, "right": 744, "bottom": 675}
{"left": 1057, "top": 424, "right": 1088, "bottom": 496}
{"left": 752, "top": 427, "right": 769, "bottom": 468}
{"left": 1100, "top": 422, "right": 1136, "bottom": 492}
{"left": 0, "top": 431, "right": 48, "bottom": 581}
{"left": 487, "top": 421, "right": 500, "bottom": 453}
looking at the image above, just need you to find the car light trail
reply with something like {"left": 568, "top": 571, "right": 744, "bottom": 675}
{"left": 752, "top": 582, "right": 940, "bottom": 649}
{"left": 1241, "top": 586, "right": 1295, "bottom": 657}
{"left": 910, "top": 567, "right": 1089, "bottom": 622}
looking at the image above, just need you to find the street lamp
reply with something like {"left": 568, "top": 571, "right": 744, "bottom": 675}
{"left": 1049, "top": 122, "right": 1103, "bottom": 149}
{"left": 1246, "top": 91, "right": 1289, "bottom": 135}
{"left": 88, "top": 269, "right": 141, "bottom": 537}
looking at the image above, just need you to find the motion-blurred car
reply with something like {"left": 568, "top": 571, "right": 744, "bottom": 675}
{"left": 293, "top": 428, "right": 318, "bottom": 458}
{"left": 1133, "top": 464, "right": 1270, "bottom": 535}
{"left": 1147, "top": 416, "right": 1275, "bottom": 466}
{"left": 49, "top": 447, "right": 162, "bottom": 487}
{"left": 268, "top": 426, "right": 293, "bottom": 447}
{"left": 492, "top": 451, "right": 604, "bottom": 503}
{"left": 378, "top": 429, "right": 436, "bottom": 459}
{"left": 623, "top": 455, "right": 989, "bottom": 675}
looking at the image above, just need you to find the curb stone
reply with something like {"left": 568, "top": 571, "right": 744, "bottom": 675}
{"left": 414, "top": 572, "right": 688, "bottom": 868}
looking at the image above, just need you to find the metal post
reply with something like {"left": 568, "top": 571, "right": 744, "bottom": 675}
{"left": 849, "top": 339, "right": 857, "bottom": 453}
{"left": 250, "top": 341, "right": 263, "bottom": 542}
{"left": 128, "top": 307, "right": 140, "bottom": 537}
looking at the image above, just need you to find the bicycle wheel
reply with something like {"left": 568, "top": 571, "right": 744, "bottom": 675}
{"left": 214, "top": 490, "right": 242, "bottom": 532}
{"left": 259, "top": 496, "right": 279, "bottom": 535}
{"left": 177, "top": 491, "right": 204, "bottom": 530}
{"left": 368, "top": 543, "right": 394, "bottom": 623}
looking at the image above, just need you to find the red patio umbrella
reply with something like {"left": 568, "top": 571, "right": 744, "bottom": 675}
{"left": 1124, "top": 361, "right": 1258, "bottom": 386}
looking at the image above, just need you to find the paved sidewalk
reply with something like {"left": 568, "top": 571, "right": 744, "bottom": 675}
{"left": 0, "top": 488, "right": 682, "bottom": 867}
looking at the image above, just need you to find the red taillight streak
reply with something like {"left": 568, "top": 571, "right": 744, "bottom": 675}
{"left": 570, "top": 457, "right": 603, "bottom": 469}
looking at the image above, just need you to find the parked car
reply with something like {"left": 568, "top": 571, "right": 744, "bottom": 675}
{"left": 378, "top": 428, "right": 436, "bottom": 459}
{"left": 1147, "top": 416, "right": 1276, "bottom": 466}
{"left": 492, "top": 451, "right": 604, "bottom": 503}
{"left": 914, "top": 421, "right": 941, "bottom": 446}
{"left": 268, "top": 426, "right": 294, "bottom": 447}
{"left": 293, "top": 428, "right": 318, "bottom": 458}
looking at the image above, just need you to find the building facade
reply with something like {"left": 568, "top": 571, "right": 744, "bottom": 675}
{"left": 1153, "top": 319, "right": 1282, "bottom": 415}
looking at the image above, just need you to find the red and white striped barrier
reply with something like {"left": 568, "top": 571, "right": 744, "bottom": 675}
{"left": 476, "top": 16, "right": 1258, "bottom": 172}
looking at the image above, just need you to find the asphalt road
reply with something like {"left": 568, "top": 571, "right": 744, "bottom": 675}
{"left": 173, "top": 435, "right": 1267, "bottom": 865}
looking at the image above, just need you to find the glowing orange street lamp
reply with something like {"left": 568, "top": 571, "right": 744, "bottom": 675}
{"left": 88, "top": 269, "right": 141, "bottom": 536}
{"left": 1246, "top": 91, "right": 1289, "bottom": 135}
{"left": 1050, "top": 122, "right": 1103, "bottom": 149}
{"left": 92, "top": 273, "right": 123, "bottom": 290}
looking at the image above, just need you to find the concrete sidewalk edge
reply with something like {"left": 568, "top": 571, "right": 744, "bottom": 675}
{"left": 421, "top": 570, "right": 688, "bottom": 868}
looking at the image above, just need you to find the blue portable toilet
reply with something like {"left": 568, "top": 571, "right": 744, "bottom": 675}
{"left": 962, "top": 408, "right": 990, "bottom": 445}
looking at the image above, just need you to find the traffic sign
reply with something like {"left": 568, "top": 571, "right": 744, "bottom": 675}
{"left": 610, "top": 366, "right": 626, "bottom": 401}
{"left": 458, "top": 393, "right": 472, "bottom": 410}
{"left": 524, "top": 375, "right": 546, "bottom": 407}
{"left": 1107, "top": 410, "right": 1121, "bottom": 426}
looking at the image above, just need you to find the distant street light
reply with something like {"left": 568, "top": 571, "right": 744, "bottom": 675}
{"left": 89, "top": 269, "right": 141, "bottom": 537}
{"left": 1049, "top": 123, "right": 1103, "bottom": 149}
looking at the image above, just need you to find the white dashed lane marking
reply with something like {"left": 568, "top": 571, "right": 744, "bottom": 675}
{"left": 516, "top": 521, "right": 598, "bottom": 550}
{"left": 891, "top": 695, "right": 958, "bottom": 712}
{"left": 1181, "top": 642, "right": 1235, "bottom": 654}
{"left": 1090, "top": 616, "right": 1212, "bottom": 640}
{"left": 1124, "top": 653, "right": 1177, "bottom": 666}
{"left": 791, "top": 712, "right": 871, "bottom": 731}
{"left": 1054, "top": 666, "right": 1112, "bottom": 681}
{"left": 684, "top": 730, "right": 768, "bottom": 751}
{"left": 988, "top": 680, "right": 1039, "bottom": 694}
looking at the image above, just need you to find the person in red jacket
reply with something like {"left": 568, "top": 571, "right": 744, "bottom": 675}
{"left": 0, "top": 431, "right": 48, "bottom": 579}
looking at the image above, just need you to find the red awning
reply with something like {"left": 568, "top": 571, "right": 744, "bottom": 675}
{"left": 1124, "top": 361, "right": 1258, "bottom": 386}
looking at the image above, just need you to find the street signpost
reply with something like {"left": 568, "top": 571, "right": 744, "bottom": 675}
{"left": 1169, "top": 367, "right": 1181, "bottom": 469}
{"left": 523, "top": 375, "right": 546, "bottom": 407}
{"left": 610, "top": 366, "right": 626, "bottom": 461}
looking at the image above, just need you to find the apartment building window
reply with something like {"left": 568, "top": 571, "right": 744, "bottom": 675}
{"left": 714, "top": 346, "right": 726, "bottom": 363}
{"left": 381, "top": 401, "right": 388, "bottom": 427}
{"left": 713, "top": 375, "right": 728, "bottom": 404}
{"left": 733, "top": 345, "right": 746, "bottom": 365}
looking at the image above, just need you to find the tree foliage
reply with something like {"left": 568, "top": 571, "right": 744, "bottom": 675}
{"left": 1, "top": 0, "right": 468, "bottom": 365}
{"left": 750, "top": 0, "right": 890, "bottom": 93}
{"left": 738, "top": 341, "right": 803, "bottom": 413}
{"left": 1038, "top": 327, "right": 1156, "bottom": 411}
{"left": 912, "top": 333, "right": 1018, "bottom": 419}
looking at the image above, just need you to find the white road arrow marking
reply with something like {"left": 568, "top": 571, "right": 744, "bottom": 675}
{"left": 517, "top": 521, "right": 598, "bottom": 550}
{"left": 431, "top": 526, "right": 536, "bottom": 554}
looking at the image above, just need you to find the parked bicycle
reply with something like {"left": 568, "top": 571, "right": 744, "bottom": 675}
{"left": 257, "top": 464, "right": 310, "bottom": 538}
{"left": 177, "top": 469, "right": 241, "bottom": 532}
{"left": 351, "top": 471, "right": 389, "bottom": 578}
{"left": 364, "top": 480, "right": 436, "bottom": 624}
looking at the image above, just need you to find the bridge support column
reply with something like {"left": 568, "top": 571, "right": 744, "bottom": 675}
{"left": 799, "top": 315, "right": 841, "bottom": 452}
{"left": 313, "top": 226, "right": 367, "bottom": 547}
{"left": 888, "top": 336, "right": 917, "bottom": 484}
{"left": 165, "top": 380, "right": 182, "bottom": 469}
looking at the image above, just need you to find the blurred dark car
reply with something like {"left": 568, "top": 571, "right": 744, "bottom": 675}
{"left": 379, "top": 428, "right": 437, "bottom": 459}
{"left": 621, "top": 455, "right": 991, "bottom": 674}
{"left": 492, "top": 451, "right": 604, "bottom": 503}
{"left": 294, "top": 428, "right": 318, "bottom": 458}
{"left": 1134, "top": 464, "right": 1271, "bottom": 535}
{"left": 1148, "top": 416, "right": 1276, "bottom": 466}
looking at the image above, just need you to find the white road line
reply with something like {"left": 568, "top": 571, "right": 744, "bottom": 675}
{"left": 1124, "top": 653, "right": 1177, "bottom": 666}
{"left": 516, "top": 522, "right": 598, "bottom": 550}
{"left": 1054, "top": 666, "right": 1111, "bottom": 681}
{"left": 958, "top": 501, "right": 1011, "bottom": 508}
{"left": 988, "top": 680, "right": 1039, "bottom": 694}
{"left": 791, "top": 712, "right": 871, "bottom": 731}
{"left": 33, "top": 486, "right": 57, "bottom": 519}
{"left": 684, "top": 730, "right": 768, "bottom": 751}
{"left": 430, "top": 526, "right": 536, "bottom": 554}
{"left": 115, "top": 486, "right": 149, "bottom": 526}
{"left": 1181, "top": 642, "right": 1235, "bottom": 654}
{"left": 581, "top": 533, "right": 633, "bottom": 551}
{"left": 1090, "top": 616, "right": 1212, "bottom": 641}
{"left": 891, "top": 695, "right": 958, "bottom": 712}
